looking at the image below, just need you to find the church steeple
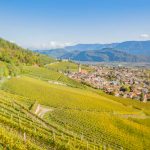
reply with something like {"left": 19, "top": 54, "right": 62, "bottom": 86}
{"left": 78, "top": 63, "right": 81, "bottom": 73}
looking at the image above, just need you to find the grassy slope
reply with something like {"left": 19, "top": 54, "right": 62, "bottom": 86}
{"left": 98, "top": 91, "right": 150, "bottom": 115}
{"left": 1, "top": 76, "right": 138, "bottom": 112}
{"left": 46, "top": 61, "right": 92, "bottom": 72}
{"left": 1, "top": 76, "right": 150, "bottom": 150}
{"left": 0, "top": 61, "right": 8, "bottom": 76}
{"left": 22, "top": 66, "right": 85, "bottom": 88}
{"left": 0, "top": 90, "right": 98, "bottom": 150}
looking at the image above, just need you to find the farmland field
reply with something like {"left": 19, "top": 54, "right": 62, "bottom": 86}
{"left": 1, "top": 76, "right": 150, "bottom": 150}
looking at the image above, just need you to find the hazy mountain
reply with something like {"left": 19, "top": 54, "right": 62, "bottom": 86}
{"left": 34, "top": 40, "right": 150, "bottom": 62}
{"left": 34, "top": 43, "right": 118, "bottom": 57}
{"left": 64, "top": 43, "right": 118, "bottom": 51}
{"left": 60, "top": 48, "right": 150, "bottom": 62}
{"left": 115, "top": 41, "right": 150, "bottom": 55}
{"left": 65, "top": 41, "right": 150, "bottom": 56}
{"left": 35, "top": 49, "right": 69, "bottom": 58}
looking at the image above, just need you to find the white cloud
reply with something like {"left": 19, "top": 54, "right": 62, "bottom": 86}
{"left": 28, "top": 41, "right": 74, "bottom": 50}
{"left": 45, "top": 41, "right": 72, "bottom": 49}
{"left": 140, "top": 34, "right": 149, "bottom": 39}
{"left": 10, "top": 40, "right": 15, "bottom": 43}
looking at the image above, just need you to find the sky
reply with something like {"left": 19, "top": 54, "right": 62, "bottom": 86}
{"left": 0, "top": 0, "right": 150, "bottom": 49}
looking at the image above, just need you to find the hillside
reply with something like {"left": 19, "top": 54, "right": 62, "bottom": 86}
{"left": 0, "top": 38, "right": 56, "bottom": 77}
{"left": 45, "top": 61, "right": 92, "bottom": 72}
{"left": 0, "top": 90, "right": 96, "bottom": 150}
{"left": 35, "top": 49, "right": 69, "bottom": 58}
{"left": 1, "top": 76, "right": 150, "bottom": 150}
{"left": 0, "top": 38, "right": 55, "bottom": 66}
{"left": 22, "top": 65, "right": 86, "bottom": 89}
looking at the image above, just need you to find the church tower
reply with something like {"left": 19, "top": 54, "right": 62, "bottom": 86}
{"left": 78, "top": 63, "right": 81, "bottom": 73}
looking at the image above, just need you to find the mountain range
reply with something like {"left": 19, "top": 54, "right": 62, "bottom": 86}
{"left": 35, "top": 40, "right": 150, "bottom": 62}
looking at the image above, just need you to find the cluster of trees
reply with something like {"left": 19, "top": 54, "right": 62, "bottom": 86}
{"left": 0, "top": 62, "right": 20, "bottom": 79}
{"left": 0, "top": 38, "right": 55, "bottom": 78}
{"left": 0, "top": 38, "right": 55, "bottom": 65}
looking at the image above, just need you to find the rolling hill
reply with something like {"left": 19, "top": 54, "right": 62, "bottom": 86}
{"left": 22, "top": 65, "right": 86, "bottom": 89}
{"left": 45, "top": 61, "right": 92, "bottom": 72}
{"left": 1, "top": 76, "right": 150, "bottom": 150}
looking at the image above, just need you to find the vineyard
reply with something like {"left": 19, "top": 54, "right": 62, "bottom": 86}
{"left": 0, "top": 90, "right": 106, "bottom": 150}
{"left": 46, "top": 61, "right": 92, "bottom": 73}
{"left": 1, "top": 76, "right": 150, "bottom": 150}
{"left": 1, "top": 36, "right": 149, "bottom": 150}
{"left": 22, "top": 66, "right": 85, "bottom": 89}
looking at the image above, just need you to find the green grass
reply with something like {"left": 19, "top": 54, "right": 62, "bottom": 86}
{"left": 1, "top": 76, "right": 150, "bottom": 150}
{"left": 98, "top": 91, "right": 150, "bottom": 115}
{"left": 1, "top": 76, "right": 139, "bottom": 113}
{"left": 129, "top": 118, "right": 150, "bottom": 128}
{"left": 46, "top": 61, "right": 92, "bottom": 72}
{"left": 22, "top": 66, "right": 85, "bottom": 89}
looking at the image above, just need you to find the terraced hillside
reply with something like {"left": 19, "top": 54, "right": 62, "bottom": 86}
{"left": 1, "top": 76, "right": 150, "bottom": 150}
{"left": 0, "top": 90, "right": 103, "bottom": 150}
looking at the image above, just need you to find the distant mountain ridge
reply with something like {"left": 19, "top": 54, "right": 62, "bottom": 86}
{"left": 34, "top": 40, "right": 150, "bottom": 62}
{"left": 60, "top": 48, "right": 150, "bottom": 62}
{"left": 115, "top": 41, "right": 150, "bottom": 55}
{"left": 63, "top": 41, "right": 150, "bottom": 55}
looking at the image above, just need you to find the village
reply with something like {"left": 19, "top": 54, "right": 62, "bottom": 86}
{"left": 67, "top": 64, "right": 150, "bottom": 103}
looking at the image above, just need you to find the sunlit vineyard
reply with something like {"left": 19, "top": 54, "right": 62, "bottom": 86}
{"left": 99, "top": 91, "right": 150, "bottom": 115}
{"left": 0, "top": 90, "right": 105, "bottom": 150}
{"left": 22, "top": 66, "right": 85, "bottom": 89}
{"left": 1, "top": 76, "right": 140, "bottom": 113}
{"left": 1, "top": 76, "right": 150, "bottom": 150}
{"left": 46, "top": 61, "right": 92, "bottom": 72}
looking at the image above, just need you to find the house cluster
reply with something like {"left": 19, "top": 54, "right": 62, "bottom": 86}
{"left": 68, "top": 65, "right": 150, "bottom": 103}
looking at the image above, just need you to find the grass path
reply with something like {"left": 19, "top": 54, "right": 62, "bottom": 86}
{"left": 35, "top": 104, "right": 53, "bottom": 118}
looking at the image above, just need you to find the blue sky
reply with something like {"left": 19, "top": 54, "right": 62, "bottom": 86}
{"left": 0, "top": 0, "right": 150, "bottom": 49}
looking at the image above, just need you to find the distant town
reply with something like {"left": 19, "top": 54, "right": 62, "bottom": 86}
{"left": 67, "top": 63, "right": 150, "bottom": 103}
